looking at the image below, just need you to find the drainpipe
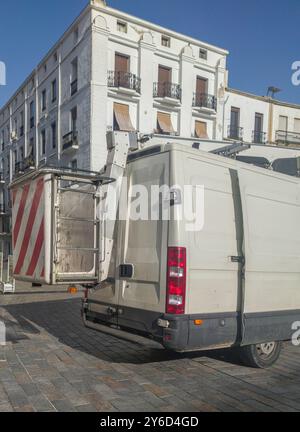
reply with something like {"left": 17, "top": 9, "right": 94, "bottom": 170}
{"left": 268, "top": 97, "right": 274, "bottom": 144}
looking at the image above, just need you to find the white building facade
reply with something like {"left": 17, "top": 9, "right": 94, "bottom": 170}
{"left": 224, "top": 88, "right": 300, "bottom": 146}
{"left": 0, "top": 0, "right": 300, "bottom": 256}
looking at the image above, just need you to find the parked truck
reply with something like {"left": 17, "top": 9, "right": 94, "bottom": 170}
{"left": 9, "top": 132, "right": 300, "bottom": 368}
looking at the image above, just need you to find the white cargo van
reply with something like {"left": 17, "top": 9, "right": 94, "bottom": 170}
{"left": 82, "top": 141, "right": 300, "bottom": 368}
{"left": 10, "top": 134, "right": 300, "bottom": 368}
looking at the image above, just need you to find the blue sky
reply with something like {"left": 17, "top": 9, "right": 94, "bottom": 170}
{"left": 0, "top": 0, "right": 300, "bottom": 108}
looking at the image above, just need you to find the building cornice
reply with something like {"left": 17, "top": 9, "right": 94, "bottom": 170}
{"left": 226, "top": 87, "right": 300, "bottom": 110}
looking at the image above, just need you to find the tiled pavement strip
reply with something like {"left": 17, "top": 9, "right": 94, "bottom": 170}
{"left": 1, "top": 283, "right": 300, "bottom": 412}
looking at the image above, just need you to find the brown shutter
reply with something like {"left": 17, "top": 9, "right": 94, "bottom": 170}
{"left": 195, "top": 121, "right": 208, "bottom": 138}
{"left": 157, "top": 112, "right": 175, "bottom": 134}
{"left": 158, "top": 66, "right": 171, "bottom": 83}
{"left": 115, "top": 53, "right": 129, "bottom": 73}
{"left": 196, "top": 77, "right": 207, "bottom": 95}
{"left": 114, "top": 103, "right": 135, "bottom": 131}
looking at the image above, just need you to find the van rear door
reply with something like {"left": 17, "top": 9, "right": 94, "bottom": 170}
{"left": 238, "top": 167, "right": 300, "bottom": 345}
{"left": 116, "top": 151, "right": 170, "bottom": 334}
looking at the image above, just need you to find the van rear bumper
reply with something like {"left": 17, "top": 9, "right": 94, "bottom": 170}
{"left": 82, "top": 300, "right": 238, "bottom": 352}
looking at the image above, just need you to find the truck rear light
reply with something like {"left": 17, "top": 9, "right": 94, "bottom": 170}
{"left": 166, "top": 247, "right": 186, "bottom": 315}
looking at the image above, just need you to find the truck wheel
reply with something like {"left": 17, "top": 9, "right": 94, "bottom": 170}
{"left": 238, "top": 341, "right": 282, "bottom": 368}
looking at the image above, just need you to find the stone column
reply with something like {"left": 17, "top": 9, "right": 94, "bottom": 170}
{"left": 179, "top": 45, "right": 195, "bottom": 138}
{"left": 138, "top": 32, "right": 156, "bottom": 134}
{"left": 89, "top": 13, "right": 109, "bottom": 171}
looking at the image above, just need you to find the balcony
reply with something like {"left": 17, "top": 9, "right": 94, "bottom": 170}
{"left": 153, "top": 82, "right": 182, "bottom": 103}
{"left": 193, "top": 93, "right": 217, "bottom": 111}
{"left": 276, "top": 130, "right": 300, "bottom": 147}
{"left": 108, "top": 71, "right": 141, "bottom": 94}
{"left": 62, "top": 131, "right": 79, "bottom": 153}
{"left": 14, "top": 156, "right": 35, "bottom": 176}
{"left": 252, "top": 131, "right": 267, "bottom": 144}
{"left": 71, "top": 79, "right": 78, "bottom": 96}
{"left": 228, "top": 125, "right": 244, "bottom": 141}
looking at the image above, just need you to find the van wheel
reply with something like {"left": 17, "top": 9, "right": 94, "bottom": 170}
{"left": 238, "top": 341, "right": 282, "bottom": 368}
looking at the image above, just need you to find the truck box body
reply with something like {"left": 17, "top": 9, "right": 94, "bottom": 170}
{"left": 10, "top": 169, "right": 102, "bottom": 285}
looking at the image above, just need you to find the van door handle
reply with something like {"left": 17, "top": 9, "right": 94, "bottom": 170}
{"left": 119, "top": 264, "right": 134, "bottom": 279}
{"left": 231, "top": 256, "right": 245, "bottom": 265}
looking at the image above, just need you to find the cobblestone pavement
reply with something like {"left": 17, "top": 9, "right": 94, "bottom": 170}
{"left": 1, "top": 283, "right": 300, "bottom": 412}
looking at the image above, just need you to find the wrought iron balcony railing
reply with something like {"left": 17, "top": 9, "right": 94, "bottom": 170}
{"left": 228, "top": 125, "right": 244, "bottom": 141}
{"left": 153, "top": 82, "right": 182, "bottom": 101}
{"left": 62, "top": 131, "right": 78, "bottom": 151}
{"left": 252, "top": 130, "right": 267, "bottom": 144}
{"left": 108, "top": 71, "right": 141, "bottom": 94}
{"left": 15, "top": 156, "right": 35, "bottom": 175}
{"left": 275, "top": 130, "right": 300, "bottom": 146}
{"left": 193, "top": 93, "right": 217, "bottom": 110}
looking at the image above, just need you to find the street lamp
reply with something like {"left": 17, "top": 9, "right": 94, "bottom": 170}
{"left": 267, "top": 86, "right": 281, "bottom": 99}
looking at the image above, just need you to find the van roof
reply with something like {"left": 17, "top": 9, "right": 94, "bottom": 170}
{"left": 131, "top": 142, "right": 300, "bottom": 182}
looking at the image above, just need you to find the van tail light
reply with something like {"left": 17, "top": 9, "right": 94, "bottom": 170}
{"left": 166, "top": 247, "right": 186, "bottom": 315}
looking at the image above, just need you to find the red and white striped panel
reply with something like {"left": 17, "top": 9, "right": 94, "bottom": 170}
{"left": 12, "top": 178, "right": 45, "bottom": 280}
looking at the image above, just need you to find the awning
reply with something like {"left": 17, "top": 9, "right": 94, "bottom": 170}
{"left": 195, "top": 121, "right": 208, "bottom": 139}
{"left": 157, "top": 112, "right": 175, "bottom": 134}
{"left": 114, "top": 103, "right": 135, "bottom": 132}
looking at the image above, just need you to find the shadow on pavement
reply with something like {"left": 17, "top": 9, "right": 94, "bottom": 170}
{"left": 3, "top": 297, "right": 244, "bottom": 366}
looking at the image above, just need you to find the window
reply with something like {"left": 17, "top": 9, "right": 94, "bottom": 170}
{"left": 294, "top": 118, "right": 300, "bottom": 133}
{"left": 161, "top": 35, "right": 171, "bottom": 48}
{"left": 20, "top": 111, "right": 24, "bottom": 136}
{"left": 199, "top": 48, "right": 207, "bottom": 60}
{"left": 29, "top": 137, "right": 34, "bottom": 157}
{"left": 73, "top": 27, "right": 79, "bottom": 44}
{"left": 30, "top": 101, "right": 35, "bottom": 128}
{"left": 44, "top": 63, "right": 47, "bottom": 73}
{"left": 51, "top": 122, "right": 57, "bottom": 149}
{"left": 229, "top": 107, "right": 241, "bottom": 139}
{"left": 71, "top": 107, "right": 77, "bottom": 133}
{"left": 71, "top": 159, "right": 77, "bottom": 170}
{"left": 41, "top": 129, "right": 46, "bottom": 155}
{"left": 13, "top": 150, "right": 17, "bottom": 166}
{"left": 195, "top": 121, "right": 208, "bottom": 139}
{"left": 117, "top": 21, "right": 127, "bottom": 33}
{"left": 278, "top": 115, "right": 288, "bottom": 132}
{"left": 157, "top": 112, "right": 175, "bottom": 135}
{"left": 51, "top": 79, "right": 57, "bottom": 102}
{"left": 53, "top": 52, "right": 58, "bottom": 63}
{"left": 115, "top": 53, "right": 130, "bottom": 73}
{"left": 71, "top": 58, "right": 78, "bottom": 95}
{"left": 41, "top": 89, "right": 47, "bottom": 111}
{"left": 113, "top": 103, "right": 135, "bottom": 131}
{"left": 196, "top": 76, "right": 208, "bottom": 95}
{"left": 19, "top": 147, "right": 24, "bottom": 161}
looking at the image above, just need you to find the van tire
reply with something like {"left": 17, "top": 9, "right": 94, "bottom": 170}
{"left": 238, "top": 341, "right": 282, "bottom": 368}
